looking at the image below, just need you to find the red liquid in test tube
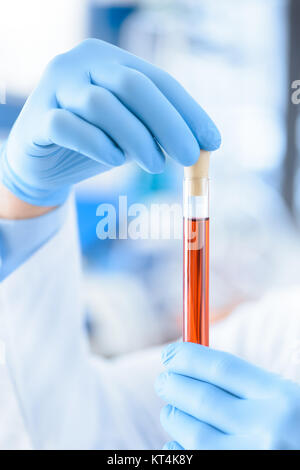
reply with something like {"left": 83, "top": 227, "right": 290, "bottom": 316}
{"left": 183, "top": 217, "right": 209, "bottom": 346}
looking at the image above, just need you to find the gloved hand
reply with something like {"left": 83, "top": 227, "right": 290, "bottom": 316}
{"left": 0, "top": 39, "right": 221, "bottom": 207}
{"left": 155, "top": 342, "right": 300, "bottom": 450}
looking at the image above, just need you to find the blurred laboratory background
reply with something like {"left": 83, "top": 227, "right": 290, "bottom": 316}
{"left": 1, "top": 0, "right": 300, "bottom": 362}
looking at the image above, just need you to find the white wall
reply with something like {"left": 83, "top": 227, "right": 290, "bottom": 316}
{"left": 0, "top": 0, "right": 87, "bottom": 97}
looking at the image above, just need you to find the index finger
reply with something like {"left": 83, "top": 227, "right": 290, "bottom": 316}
{"left": 126, "top": 58, "right": 221, "bottom": 152}
{"left": 162, "top": 342, "right": 279, "bottom": 399}
{"left": 76, "top": 39, "right": 221, "bottom": 152}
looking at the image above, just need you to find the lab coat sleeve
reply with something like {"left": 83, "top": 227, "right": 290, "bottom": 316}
{"left": 0, "top": 199, "right": 166, "bottom": 450}
{"left": 0, "top": 202, "right": 68, "bottom": 282}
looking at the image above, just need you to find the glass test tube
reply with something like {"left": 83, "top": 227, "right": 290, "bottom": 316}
{"left": 183, "top": 176, "right": 209, "bottom": 346}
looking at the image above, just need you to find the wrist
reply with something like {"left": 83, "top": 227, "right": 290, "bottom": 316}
{"left": 0, "top": 141, "right": 70, "bottom": 209}
{"left": 0, "top": 183, "right": 57, "bottom": 220}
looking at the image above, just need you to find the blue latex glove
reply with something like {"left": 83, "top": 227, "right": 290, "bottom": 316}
{"left": 0, "top": 39, "right": 221, "bottom": 206}
{"left": 155, "top": 342, "right": 300, "bottom": 450}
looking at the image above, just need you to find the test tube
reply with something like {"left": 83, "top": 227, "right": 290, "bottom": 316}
{"left": 183, "top": 151, "right": 210, "bottom": 346}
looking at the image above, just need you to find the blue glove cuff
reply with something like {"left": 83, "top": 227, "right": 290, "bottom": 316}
{"left": 0, "top": 142, "right": 70, "bottom": 207}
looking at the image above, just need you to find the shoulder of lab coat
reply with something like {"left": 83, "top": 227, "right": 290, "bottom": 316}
{"left": 0, "top": 196, "right": 167, "bottom": 450}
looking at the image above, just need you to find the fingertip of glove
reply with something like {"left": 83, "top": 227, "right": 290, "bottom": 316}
{"left": 201, "top": 124, "right": 222, "bottom": 151}
{"left": 161, "top": 342, "right": 181, "bottom": 366}
{"left": 160, "top": 404, "right": 173, "bottom": 423}
{"left": 110, "top": 148, "right": 126, "bottom": 166}
{"left": 163, "top": 441, "right": 182, "bottom": 451}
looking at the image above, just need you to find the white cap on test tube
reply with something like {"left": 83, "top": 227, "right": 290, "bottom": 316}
{"left": 183, "top": 150, "right": 210, "bottom": 219}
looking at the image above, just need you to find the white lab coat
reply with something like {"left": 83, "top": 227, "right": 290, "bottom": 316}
{"left": 1, "top": 200, "right": 300, "bottom": 449}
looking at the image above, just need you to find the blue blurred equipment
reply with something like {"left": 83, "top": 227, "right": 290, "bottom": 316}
{"left": 0, "top": 39, "right": 220, "bottom": 207}
{"left": 0, "top": 95, "right": 24, "bottom": 136}
{"left": 88, "top": 2, "right": 136, "bottom": 46}
{"left": 156, "top": 342, "right": 300, "bottom": 450}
